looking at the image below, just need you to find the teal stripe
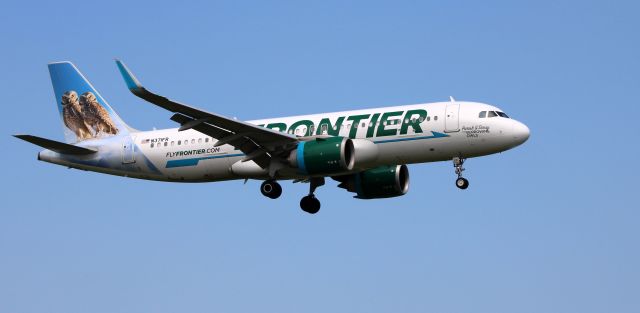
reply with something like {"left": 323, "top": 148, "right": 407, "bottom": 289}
{"left": 166, "top": 153, "right": 244, "bottom": 168}
{"left": 373, "top": 132, "right": 449, "bottom": 144}
{"left": 296, "top": 141, "right": 307, "bottom": 173}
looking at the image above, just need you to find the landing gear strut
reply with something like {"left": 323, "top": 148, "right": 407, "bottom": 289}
{"left": 260, "top": 180, "right": 282, "bottom": 199}
{"left": 453, "top": 157, "right": 469, "bottom": 190}
{"left": 300, "top": 177, "right": 324, "bottom": 214}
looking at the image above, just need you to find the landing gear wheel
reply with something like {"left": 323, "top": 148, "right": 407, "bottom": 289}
{"left": 300, "top": 195, "right": 321, "bottom": 214}
{"left": 456, "top": 177, "right": 469, "bottom": 190}
{"left": 260, "top": 180, "right": 282, "bottom": 199}
{"left": 452, "top": 157, "right": 469, "bottom": 190}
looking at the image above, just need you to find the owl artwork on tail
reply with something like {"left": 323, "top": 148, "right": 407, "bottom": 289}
{"left": 80, "top": 91, "right": 119, "bottom": 135}
{"left": 61, "top": 91, "right": 93, "bottom": 140}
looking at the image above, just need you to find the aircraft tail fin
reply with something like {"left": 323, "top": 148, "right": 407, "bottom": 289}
{"left": 48, "top": 61, "right": 132, "bottom": 143}
{"left": 13, "top": 134, "right": 97, "bottom": 155}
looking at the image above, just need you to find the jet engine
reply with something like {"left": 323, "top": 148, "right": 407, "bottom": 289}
{"left": 334, "top": 164, "right": 409, "bottom": 199}
{"left": 288, "top": 137, "right": 353, "bottom": 174}
{"left": 288, "top": 137, "right": 379, "bottom": 175}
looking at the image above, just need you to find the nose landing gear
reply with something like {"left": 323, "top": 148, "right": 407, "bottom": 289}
{"left": 453, "top": 157, "right": 469, "bottom": 190}
{"left": 300, "top": 177, "right": 324, "bottom": 214}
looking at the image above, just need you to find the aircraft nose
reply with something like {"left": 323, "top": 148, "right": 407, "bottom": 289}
{"left": 511, "top": 120, "right": 530, "bottom": 146}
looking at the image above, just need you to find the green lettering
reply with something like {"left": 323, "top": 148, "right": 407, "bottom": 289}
{"left": 346, "top": 114, "right": 370, "bottom": 138}
{"left": 266, "top": 122, "right": 287, "bottom": 132}
{"left": 400, "top": 109, "right": 427, "bottom": 135}
{"left": 366, "top": 113, "right": 380, "bottom": 138}
{"left": 376, "top": 111, "right": 403, "bottom": 137}
{"left": 316, "top": 116, "right": 345, "bottom": 136}
{"left": 289, "top": 120, "right": 315, "bottom": 136}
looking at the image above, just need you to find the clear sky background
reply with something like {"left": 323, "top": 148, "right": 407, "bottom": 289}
{"left": 1, "top": 1, "right": 638, "bottom": 312}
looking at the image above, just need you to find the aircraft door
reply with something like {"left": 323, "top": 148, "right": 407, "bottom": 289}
{"left": 122, "top": 136, "right": 136, "bottom": 164}
{"left": 445, "top": 103, "right": 460, "bottom": 132}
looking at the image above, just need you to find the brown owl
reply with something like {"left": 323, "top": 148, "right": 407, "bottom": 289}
{"left": 61, "top": 91, "right": 93, "bottom": 140}
{"left": 80, "top": 91, "right": 119, "bottom": 135}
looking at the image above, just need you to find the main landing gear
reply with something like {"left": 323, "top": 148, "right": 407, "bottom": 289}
{"left": 260, "top": 179, "right": 282, "bottom": 199}
{"left": 300, "top": 177, "right": 324, "bottom": 214}
{"left": 453, "top": 157, "right": 469, "bottom": 190}
{"left": 259, "top": 178, "right": 323, "bottom": 214}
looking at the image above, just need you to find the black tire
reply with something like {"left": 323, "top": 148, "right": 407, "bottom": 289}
{"left": 300, "top": 195, "right": 321, "bottom": 214}
{"left": 455, "top": 177, "right": 469, "bottom": 190}
{"left": 261, "top": 180, "right": 282, "bottom": 199}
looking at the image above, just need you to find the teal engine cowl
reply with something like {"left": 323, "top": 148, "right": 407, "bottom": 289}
{"left": 334, "top": 165, "right": 410, "bottom": 199}
{"left": 288, "top": 137, "right": 355, "bottom": 175}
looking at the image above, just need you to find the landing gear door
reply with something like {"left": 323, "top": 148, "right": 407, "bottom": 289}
{"left": 122, "top": 136, "right": 136, "bottom": 164}
{"left": 445, "top": 103, "right": 460, "bottom": 132}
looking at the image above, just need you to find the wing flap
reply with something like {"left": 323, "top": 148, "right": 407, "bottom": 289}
{"left": 169, "top": 113, "right": 273, "bottom": 167}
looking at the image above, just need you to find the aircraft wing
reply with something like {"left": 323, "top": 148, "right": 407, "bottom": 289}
{"left": 115, "top": 60, "right": 298, "bottom": 168}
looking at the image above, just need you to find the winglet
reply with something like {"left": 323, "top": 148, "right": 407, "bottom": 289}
{"left": 115, "top": 59, "right": 143, "bottom": 90}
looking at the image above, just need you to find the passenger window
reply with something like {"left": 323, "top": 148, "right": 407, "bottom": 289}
{"left": 361, "top": 122, "right": 366, "bottom": 128}
{"left": 488, "top": 111, "right": 498, "bottom": 118}
{"left": 426, "top": 116, "right": 430, "bottom": 122}
{"left": 164, "top": 142, "right": 168, "bottom": 147}
{"left": 191, "top": 139, "right": 195, "bottom": 144}
{"left": 479, "top": 111, "right": 487, "bottom": 118}
{"left": 198, "top": 138, "right": 202, "bottom": 143}
{"left": 434, "top": 116, "right": 438, "bottom": 121}
{"left": 205, "top": 138, "right": 209, "bottom": 143}
{"left": 150, "top": 143, "right": 154, "bottom": 148}
{"left": 171, "top": 141, "right": 174, "bottom": 146}
{"left": 178, "top": 140, "right": 181, "bottom": 145}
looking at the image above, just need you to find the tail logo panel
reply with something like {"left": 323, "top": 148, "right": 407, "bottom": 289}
{"left": 49, "top": 61, "right": 130, "bottom": 143}
{"left": 61, "top": 90, "right": 119, "bottom": 140}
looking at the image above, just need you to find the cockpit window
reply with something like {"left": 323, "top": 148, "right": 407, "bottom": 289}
{"left": 488, "top": 111, "right": 498, "bottom": 118}
{"left": 497, "top": 111, "right": 509, "bottom": 118}
{"left": 479, "top": 111, "right": 487, "bottom": 118}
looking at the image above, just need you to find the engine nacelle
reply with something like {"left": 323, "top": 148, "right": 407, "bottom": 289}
{"left": 350, "top": 138, "right": 379, "bottom": 169}
{"left": 289, "top": 137, "right": 355, "bottom": 175}
{"left": 335, "top": 165, "right": 410, "bottom": 199}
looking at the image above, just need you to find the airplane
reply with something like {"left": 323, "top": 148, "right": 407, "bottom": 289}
{"left": 14, "top": 60, "right": 530, "bottom": 214}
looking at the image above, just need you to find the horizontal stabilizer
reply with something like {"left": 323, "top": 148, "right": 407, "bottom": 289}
{"left": 14, "top": 134, "right": 97, "bottom": 155}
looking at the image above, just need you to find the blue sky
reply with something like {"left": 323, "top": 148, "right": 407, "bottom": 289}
{"left": 1, "top": 1, "right": 639, "bottom": 312}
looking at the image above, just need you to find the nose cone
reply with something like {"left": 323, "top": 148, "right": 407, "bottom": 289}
{"left": 511, "top": 120, "right": 530, "bottom": 146}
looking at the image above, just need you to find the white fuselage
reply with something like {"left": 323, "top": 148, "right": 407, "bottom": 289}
{"left": 38, "top": 101, "right": 529, "bottom": 182}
